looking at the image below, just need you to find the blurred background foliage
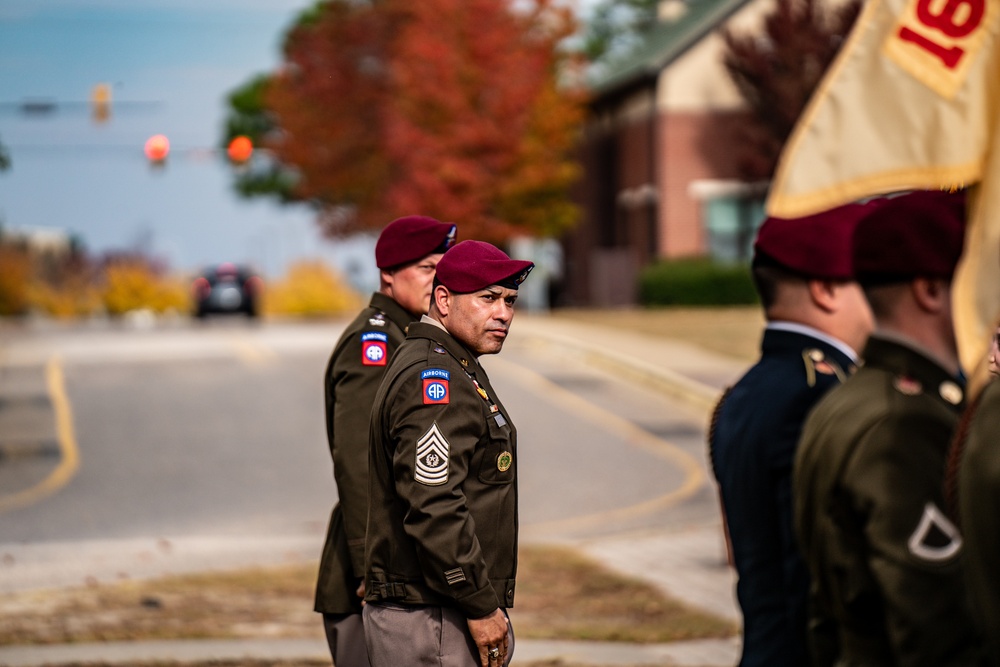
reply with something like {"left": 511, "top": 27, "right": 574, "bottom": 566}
{"left": 580, "top": 0, "right": 659, "bottom": 71}
{"left": 101, "top": 260, "right": 190, "bottom": 317}
{"left": 221, "top": 0, "right": 587, "bottom": 245}
{"left": 261, "top": 260, "right": 361, "bottom": 318}
{"left": 0, "top": 134, "right": 10, "bottom": 172}
{"left": 0, "top": 233, "right": 359, "bottom": 320}
{"left": 0, "top": 245, "right": 32, "bottom": 315}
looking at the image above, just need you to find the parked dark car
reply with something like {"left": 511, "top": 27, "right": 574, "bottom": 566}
{"left": 192, "top": 263, "right": 263, "bottom": 318}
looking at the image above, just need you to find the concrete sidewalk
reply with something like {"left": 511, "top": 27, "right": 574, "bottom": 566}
{"left": 0, "top": 314, "right": 748, "bottom": 666}
{"left": 0, "top": 636, "right": 742, "bottom": 666}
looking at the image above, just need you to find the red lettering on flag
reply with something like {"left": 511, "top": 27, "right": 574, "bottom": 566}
{"left": 917, "top": 0, "right": 984, "bottom": 38}
{"left": 897, "top": 0, "right": 984, "bottom": 70}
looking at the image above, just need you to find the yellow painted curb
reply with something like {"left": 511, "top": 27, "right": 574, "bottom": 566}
{"left": 0, "top": 357, "right": 80, "bottom": 513}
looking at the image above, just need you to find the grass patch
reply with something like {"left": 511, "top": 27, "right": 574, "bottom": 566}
{"left": 552, "top": 306, "right": 764, "bottom": 363}
{"left": 510, "top": 545, "right": 734, "bottom": 643}
{"left": 0, "top": 564, "right": 321, "bottom": 645}
{"left": 0, "top": 545, "right": 733, "bottom": 647}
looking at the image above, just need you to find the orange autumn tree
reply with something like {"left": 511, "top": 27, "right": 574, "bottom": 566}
{"left": 260, "top": 0, "right": 395, "bottom": 218}
{"left": 258, "top": 0, "right": 585, "bottom": 244}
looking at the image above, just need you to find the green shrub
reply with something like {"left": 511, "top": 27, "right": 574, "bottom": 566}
{"left": 639, "top": 258, "right": 759, "bottom": 306}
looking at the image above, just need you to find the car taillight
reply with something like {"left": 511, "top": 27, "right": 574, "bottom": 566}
{"left": 193, "top": 277, "right": 210, "bottom": 297}
{"left": 244, "top": 276, "right": 263, "bottom": 294}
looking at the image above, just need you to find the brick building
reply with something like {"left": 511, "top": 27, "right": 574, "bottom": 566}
{"left": 562, "top": 0, "right": 773, "bottom": 306}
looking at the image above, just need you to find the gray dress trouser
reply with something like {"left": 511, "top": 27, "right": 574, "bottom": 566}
{"left": 364, "top": 602, "right": 514, "bottom": 667}
{"left": 322, "top": 612, "right": 370, "bottom": 667}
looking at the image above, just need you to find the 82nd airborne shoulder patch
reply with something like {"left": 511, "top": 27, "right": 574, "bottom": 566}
{"left": 422, "top": 369, "right": 450, "bottom": 405}
{"left": 361, "top": 332, "right": 388, "bottom": 366}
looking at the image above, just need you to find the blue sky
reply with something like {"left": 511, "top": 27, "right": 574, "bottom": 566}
{"left": 0, "top": 0, "right": 381, "bottom": 285}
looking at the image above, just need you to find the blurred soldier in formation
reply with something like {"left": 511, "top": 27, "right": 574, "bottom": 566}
{"left": 951, "top": 362, "right": 1000, "bottom": 666}
{"left": 947, "top": 316, "right": 1000, "bottom": 665}
{"left": 314, "top": 215, "right": 456, "bottom": 667}
{"left": 794, "top": 190, "right": 984, "bottom": 666}
{"left": 709, "top": 203, "right": 876, "bottom": 666}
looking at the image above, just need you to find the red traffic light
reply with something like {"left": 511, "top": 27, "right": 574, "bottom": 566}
{"left": 144, "top": 134, "right": 170, "bottom": 162}
{"left": 227, "top": 135, "right": 253, "bottom": 163}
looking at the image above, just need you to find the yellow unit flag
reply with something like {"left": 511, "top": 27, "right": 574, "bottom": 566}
{"left": 765, "top": 0, "right": 1000, "bottom": 377}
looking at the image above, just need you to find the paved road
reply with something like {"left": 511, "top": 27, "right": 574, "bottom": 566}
{"left": 0, "top": 315, "right": 723, "bottom": 595}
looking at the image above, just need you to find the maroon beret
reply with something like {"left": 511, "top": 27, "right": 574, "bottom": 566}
{"left": 852, "top": 190, "right": 966, "bottom": 284}
{"left": 435, "top": 240, "right": 534, "bottom": 293}
{"left": 753, "top": 200, "right": 883, "bottom": 280}
{"left": 375, "top": 215, "right": 457, "bottom": 269}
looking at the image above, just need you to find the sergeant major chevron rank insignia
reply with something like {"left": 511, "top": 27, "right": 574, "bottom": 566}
{"left": 415, "top": 422, "right": 450, "bottom": 486}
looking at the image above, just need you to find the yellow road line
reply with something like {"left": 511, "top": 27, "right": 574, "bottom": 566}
{"left": 231, "top": 338, "right": 278, "bottom": 366}
{"left": 492, "top": 358, "right": 706, "bottom": 536}
{"left": 0, "top": 357, "right": 80, "bottom": 513}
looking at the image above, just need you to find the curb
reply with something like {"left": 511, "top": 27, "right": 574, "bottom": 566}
{"left": 0, "top": 636, "right": 741, "bottom": 667}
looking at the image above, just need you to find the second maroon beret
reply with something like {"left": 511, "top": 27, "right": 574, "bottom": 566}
{"left": 852, "top": 189, "right": 966, "bottom": 284}
{"left": 375, "top": 215, "right": 457, "bottom": 269}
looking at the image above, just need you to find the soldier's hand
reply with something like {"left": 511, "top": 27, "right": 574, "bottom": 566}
{"left": 355, "top": 579, "right": 365, "bottom": 606}
{"left": 467, "top": 608, "right": 509, "bottom": 667}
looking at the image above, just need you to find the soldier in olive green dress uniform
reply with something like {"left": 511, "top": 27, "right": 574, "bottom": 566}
{"left": 364, "top": 240, "right": 533, "bottom": 667}
{"left": 794, "top": 190, "right": 984, "bottom": 667}
{"left": 315, "top": 215, "right": 456, "bottom": 667}
{"left": 951, "top": 353, "right": 1000, "bottom": 665}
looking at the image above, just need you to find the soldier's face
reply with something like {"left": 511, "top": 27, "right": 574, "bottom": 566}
{"left": 989, "top": 328, "right": 1000, "bottom": 377}
{"left": 384, "top": 253, "right": 443, "bottom": 317}
{"left": 439, "top": 285, "right": 519, "bottom": 356}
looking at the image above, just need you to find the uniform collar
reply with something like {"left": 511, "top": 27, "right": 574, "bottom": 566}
{"left": 408, "top": 320, "right": 480, "bottom": 371}
{"left": 863, "top": 334, "right": 966, "bottom": 407}
{"left": 419, "top": 313, "right": 447, "bottom": 332}
{"left": 764, "top": 322, "right": 859, "bottom": 364}
{"left": 369, "top": 292, "right": 417, "bottom": 331}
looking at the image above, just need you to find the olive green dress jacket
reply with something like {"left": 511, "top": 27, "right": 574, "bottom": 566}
{"left": 794, "top": 335, "right": 982, "bottom": 667}
{"left": 956, "top": 378, "right": 1000, "bottom": 666}
{"left": 365, "top": 320, "right": 518, "bottom": 619}
{"left": 314, "top": 292, "right": 414, "bottom": 614}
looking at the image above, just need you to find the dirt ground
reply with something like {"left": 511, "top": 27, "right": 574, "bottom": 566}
{"left": 0, "top": 545, "right": 735, "bottom": 649}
